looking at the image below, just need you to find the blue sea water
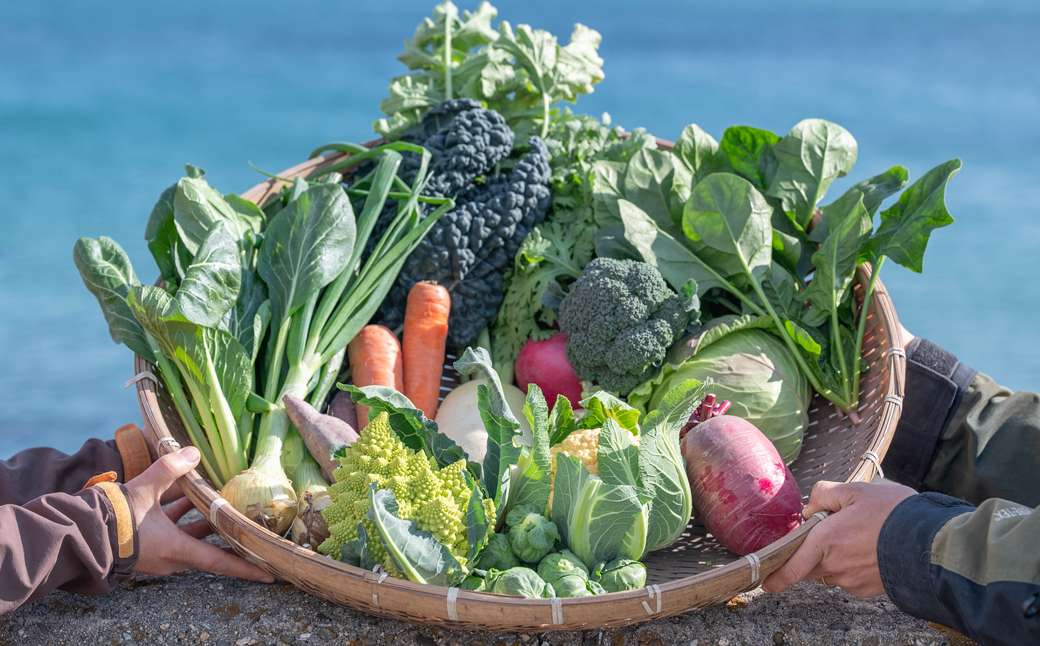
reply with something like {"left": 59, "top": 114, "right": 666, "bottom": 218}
{"left": 1, "top": 0, "right": 1038, "bottom": 457}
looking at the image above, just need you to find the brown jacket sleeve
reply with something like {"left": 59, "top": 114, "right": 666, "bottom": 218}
{"left": 0, "top": 439, "right": 126, "bottom": 505}
{"left": 0, "top": 485, "right": 139, "bottom": 614}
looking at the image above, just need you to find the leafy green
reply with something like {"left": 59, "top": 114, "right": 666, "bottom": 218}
{"left": 366, "top": 486, "right": 462, "bottom": 586}
{"left": 509, "top": 384, "right": 553, "bottom": 513}
{"left": 768, "top": 119, "right": 858, "bottom": 230}
{"left": 465, "top": 473, "right": 491, "bottom": 561}
{"left": 176, "top": 223, "right": 242, "bottom": 328}
{"left": 340, "top": 385, "right": 467, "bottom": 468}
{"left": 673, "top": 124, "right": 725, "bottom": 186}
{"left": 144, "top": 183, "right": 191, "bottom": 291}
{"left": 472, "top": 533, "right": 519, "bottom": 572}
{"left": 591, "top": 558, "right": 646, "bottom": 593}
{"left": 505, "top": 503, "right": 560, "bottom": 563}
{"left": 577, "top": 392, "right": 640, "bottom": 434}
{"left": 173, "top": 176, "right": 260, "bottom": 255}
{"left": 485, "top": 567, "right": 555, "bottom": 598}
{"left": 719, "top": 125, "right": 779, "bottom": 192}
{"left": 547, "top": 394, "right": 579, "bottom": 447}
{"left": 340, "top": 521, "right": 379, "bottom": 571}
{"left": 73, "top": 237, "right": 154, "bottom": 363}
{"left": 810, "top": 166, "right": 909, "bottom": 243}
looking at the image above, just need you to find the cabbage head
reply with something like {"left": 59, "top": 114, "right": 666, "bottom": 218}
{"left": 485, "top": 567, "right": 555, "bottom": 598}
{"left": 630, "top": 324, "right": 810, "bottom": 463}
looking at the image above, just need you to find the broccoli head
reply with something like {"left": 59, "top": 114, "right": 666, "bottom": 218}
{"left": 557, "top": 258, "right": 689, "bottom": 394}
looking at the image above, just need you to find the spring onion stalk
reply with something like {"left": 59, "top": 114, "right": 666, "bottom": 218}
{"left": 222, "top": 144, "right": 454, "bottom": 533}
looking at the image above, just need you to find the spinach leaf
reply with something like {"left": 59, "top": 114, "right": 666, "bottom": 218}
{"left": 622, "top": 149, "right": 687, "bottom": 230}
{"left": 73, "top": 237, "right": 154, "bottom": 363}
{"left": 367, "top": 486, "right": 462, "bottom": 586}
{"left": 672, "top": 124, "right": 725, "bottom": 186}
{"left": 340, "top": 385, "right": 467, "bottom": 468}
{"left": 176, "top": 223, "right": 242, "bottom": 328}
{"left": 756, "top": 262, "right": 810, "bottom": 323}
{"left": 810, "top": 166, "right": 909, "bottom": 243}
{"left": 867, "top": 159, "right": 961, "bottom": 272}
{"left": 768, "top": 119, "right": 858, "bottom": 230}
{"left": 682, "top": 172, "right": 773, "bottom": 287}
{"left": 719, "top": 125, "right": 780, "bottom": 191}
{"left": 803, "top": 197, "right": 873, "bottom": 327}
{"left": 258, "top": 183, "right": 356, "bottom": 326}
{"left": 616, "top": 198, "right": 724, "bottom": 295}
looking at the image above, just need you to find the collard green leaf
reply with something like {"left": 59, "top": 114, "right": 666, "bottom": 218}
{"left": 551, "top": 454, "right": 645, "bottom": 570}
{"left": 340, "top": 521, "right": 379, "bottom": 571}
{"left": 258, "top": 183, "right": 356, "bottom": 326}
{"left": 547, "top": 395, "right": 578, "bottom": 447}
{"left": 867, "top": 159, "right": 961, "bottom": 272}
{"left": 616, "top": 198, "right": 723, "bottom": 295}
{"left": 673, "top": 124, "right": 724, "bottom": 185}
{"left": 367, "top": 486, "right": 462, "bottom": 586}
{"left": 578, "top": 392, "right": 640, "bottom": 434}
{"left": 682, "top": 173, "right": 773, "bottom": 286}
{"left": 638, "top": 378, "right": 706, "bottom": 552}
{"left": 176, "top": 223, "right": 242, "bottom": 328}
{"left": 720, "top": 125, "right": 780, "bottom": 192}
{"left": 768, "top": 119, "right": 858, "bottom": 230}
{"left": 465, "top": 472, "right": 490, "bottom": 561}
{"left": 803, "top": 197, "right": 873, "bottom": 327}
{"left": 511, "top": 384, "right": 553, "bottom": 513}
{"left": 73, "top": 237, "right": 154, "bottom": 362}
{"left": 596, "top": 418, "right": 642, "bottom": 495}
{"left": 810, "top": 166, "right": 909, "bottom": 243}
{"left": 340, "top": 385, "right": 467, "bottom": 468}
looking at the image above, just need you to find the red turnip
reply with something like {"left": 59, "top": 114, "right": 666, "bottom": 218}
{"left": 515, "top": 334, "right": 583, "bottom": 405}
{"left": 681, "top": 415, "right": 803, "bottom": 555}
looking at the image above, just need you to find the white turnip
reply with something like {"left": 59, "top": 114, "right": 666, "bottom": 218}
{"left": 681, "top": 415, "right": 803, "bottom": 555}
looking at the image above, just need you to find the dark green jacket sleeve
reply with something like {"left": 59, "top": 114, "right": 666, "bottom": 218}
{"left": 878, "top": 338, "right": 1040, "bottom": 644}
{"left": 882, "top": 338, "right": 1040, "bottom": 507}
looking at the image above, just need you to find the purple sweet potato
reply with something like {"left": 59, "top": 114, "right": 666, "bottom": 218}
{"left": 328, "top": 388, "right": 359, "bottom": 430}
{"left": 283, "top": 394, "right": 360, "bottom": 482}
{"left": 681, "top": 415, "right": 803, "bottom": 555}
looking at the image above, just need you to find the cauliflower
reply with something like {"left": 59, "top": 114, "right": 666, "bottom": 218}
{"left": 547, "top": 427, "right": 641, "bottom": 509}
{"left": 318, "top": 412, "right": 479, "bottom": 575}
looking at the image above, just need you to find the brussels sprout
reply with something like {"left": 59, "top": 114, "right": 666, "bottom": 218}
{"left": 485, "top": 567, "right": 556, "bottom": 598}
{"left": 472, "top": 533, "right": 519, "bottom": 572}
{"left": 506, "top": 504, "right": 561, "bottom": 563}
{"left": 591, "top": 558, "right": 647, "bottom": 593}
{"left": 537, "top": 549, "right": 589, "bottom": 584}
{"left": 459, "top": 573, "right": 486, "bottom": 592}
{"left": 550, "top": 574, "right": 597, "bottom": 597}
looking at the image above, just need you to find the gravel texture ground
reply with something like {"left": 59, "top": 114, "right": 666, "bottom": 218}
{"left": 1, "top": 571, "right": 977, "bottom": 646}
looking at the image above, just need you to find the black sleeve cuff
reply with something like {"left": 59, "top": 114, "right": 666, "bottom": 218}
{"left": 882, "top": 339, "right": 977, "bottom": 490}
{"left": 878, "top": 492, "right": 975, "bottom": 624}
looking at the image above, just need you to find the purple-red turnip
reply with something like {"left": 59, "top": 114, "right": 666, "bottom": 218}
{"left": 515, "top": 333, "right": 583, "bottom": 405}
{"left": 681, "top": 415, "right": 803, "bottom": 555}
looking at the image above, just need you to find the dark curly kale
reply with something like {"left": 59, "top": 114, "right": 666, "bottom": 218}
{"left": 378, "top": 131, "right": 552, "bottom": 349}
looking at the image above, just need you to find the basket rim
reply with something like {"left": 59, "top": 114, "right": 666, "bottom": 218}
{"left": 133, "top": 139, "right": 907, "bottom": 631}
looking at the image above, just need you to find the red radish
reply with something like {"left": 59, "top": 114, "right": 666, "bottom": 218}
{"left": 681, "top": 416, "right": 803, "bottom": 555}
{"left": 515, "top": 334, "right": 583, "bottom": 405}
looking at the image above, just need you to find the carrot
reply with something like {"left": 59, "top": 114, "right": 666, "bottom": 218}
{"left": 347, "top": 324, "right": 403, "bottom": 429}
{"left": 403, "top": 281, "right": 451, "bottom": 419}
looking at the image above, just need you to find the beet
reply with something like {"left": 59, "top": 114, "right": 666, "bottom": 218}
{"left": 515, "top": 333, "right": 583, "bottom": 405}
{"left": 680, "top": 415, "right": 803, "bottom": 555}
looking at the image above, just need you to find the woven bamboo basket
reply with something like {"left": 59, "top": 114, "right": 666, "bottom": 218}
{"left": 133, "top": 138, "right": 906, "bottom": 632}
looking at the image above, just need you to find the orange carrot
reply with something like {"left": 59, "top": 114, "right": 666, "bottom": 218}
{"left": 347, "top": 324, "right": 403, "bottom": 429}
{"left": 403, "top": 281, "right": 451, "bottom": 419}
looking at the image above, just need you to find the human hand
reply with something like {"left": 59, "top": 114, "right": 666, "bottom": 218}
{"left": 761, "top": 481, "right": 916, "bottom": 597}
{"left": 125, "top": 446, "right": 275, "bottom": 582}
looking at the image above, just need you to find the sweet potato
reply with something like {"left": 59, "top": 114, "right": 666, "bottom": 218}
{"left": 681, "top": 415, "right": 803, "bottom": 555}
{"left": 283, "top": 394, "right": 360, "bottom": 482}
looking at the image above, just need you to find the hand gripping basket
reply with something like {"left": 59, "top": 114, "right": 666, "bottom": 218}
{"left": 133, "top": 139, "right": 906, "bottom": 632}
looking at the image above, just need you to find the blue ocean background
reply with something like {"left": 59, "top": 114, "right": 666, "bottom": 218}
{"left": 2, "top": 0, "right": 1038, "bottom": 457}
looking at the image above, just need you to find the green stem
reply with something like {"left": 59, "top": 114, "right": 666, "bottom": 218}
{"left": 344, "top": 188, "right": 451, "bottom": 204}
{"left": 832, "top": 299, "right": 852, "bottom": 405}
{"left": 178, "top": 367, "right": 231, "bottom": 479}
{"left": 443, "top": 15, "right": 453, "bottom": 101}
{"left": 851, "top": 256, "right": 885, "bottom": 411}
{"left": 309, "top": 347, "right": 346, "bottom": 410}
{"left": 148, "top": 340, "right": 223, "bottom": 486}
{"left": 264, "top": 318, "right": 291, "bottom": 402}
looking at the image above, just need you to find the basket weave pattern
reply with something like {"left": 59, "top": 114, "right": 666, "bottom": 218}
{"left": 133, "top": 143, "right": 906, "bottom": 632}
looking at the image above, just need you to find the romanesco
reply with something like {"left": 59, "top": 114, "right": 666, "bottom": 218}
{"left": 319, "top": 412, "right": 479, "bottom": 576}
